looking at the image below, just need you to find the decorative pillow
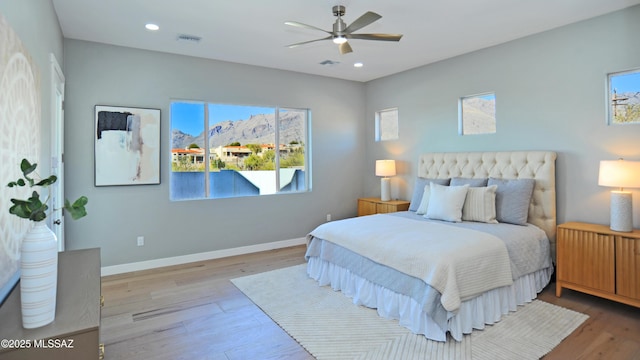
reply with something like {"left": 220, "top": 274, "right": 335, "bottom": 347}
{"left": 409, "top": 178, "right": 450, "bottom": 212}
{"left": 416, "top": 186, "right": 431, "bottom": 215}
{"left": 488, "top": 178, "right": 535, "bottom": 225}
{"left": 450, "top": 177, "right": 488, "bottom": 187}
{"left": 425, "top": 183, "right": 469, "bottom": 222}
{"left": 461, "top": 185, "right": 498, "bottom": 223}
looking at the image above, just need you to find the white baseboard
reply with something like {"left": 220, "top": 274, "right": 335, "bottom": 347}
{"left": 101, "top": 237, "right": 307, "bottom": 276}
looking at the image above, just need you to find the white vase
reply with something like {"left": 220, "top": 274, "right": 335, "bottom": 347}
{"left": 20, "top": 222, "right": 58, "bottom": 329}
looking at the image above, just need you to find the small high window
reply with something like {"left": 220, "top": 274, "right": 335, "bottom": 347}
{"left": 459, "top": 93, "right": 496, "bottom": 135}
{"left": 375, "top": 107, "right": 399, "bottom": 141}
{"left": 608, "top": 69, "right": 640, "bottom": 125}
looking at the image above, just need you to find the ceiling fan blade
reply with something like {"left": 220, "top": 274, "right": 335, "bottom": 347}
{"left": 347, "top": 33, "right": 403, "bottom": 42}
{"left": 338, "top": 41, "right": 353, "bottom": 55}
{"left": 286, "top": 36, "right": 332, "bottom": 48}
{"left": 285, "top": 21, "right": 332, "bottom": 35}
{"left": 344, "top": 11, "right": 382, "bottom": 34}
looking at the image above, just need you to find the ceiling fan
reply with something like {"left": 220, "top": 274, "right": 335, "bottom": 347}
{"left": 285, "top": 5, "right": 403, "bottom": 55}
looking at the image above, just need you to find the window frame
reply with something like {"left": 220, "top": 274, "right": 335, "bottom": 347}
{"left": 375, "top": 107, "right": 399, "bottom": 141}
{"left": 170, "top": 101, "right": 311, "bottom": 201}
{"left": 607, "top": 68, "right": 640, "bottom": 125}
{"left": 458, "top": 92, "right": 497, "bottom": 135}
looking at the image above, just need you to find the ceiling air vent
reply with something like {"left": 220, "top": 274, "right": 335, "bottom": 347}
{"left": 319, "top": 60, "right": 340, "bottom": 66}
{"left": 177, "top": 34, "right": 202, "bottom": 43}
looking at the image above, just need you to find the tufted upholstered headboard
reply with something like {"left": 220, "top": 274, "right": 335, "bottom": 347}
{"left": 418, "top": 151, "right": 557, "bottom": 259}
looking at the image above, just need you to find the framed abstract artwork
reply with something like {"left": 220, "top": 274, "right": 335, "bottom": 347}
{"left": 95, "top": 105, "right": 161, "bottom": 186}
{"left": 607, "top": 68, "right": 640, "bottom": 125}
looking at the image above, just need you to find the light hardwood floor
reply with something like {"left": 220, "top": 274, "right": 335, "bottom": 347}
{"left": 101, "top": 245, "right": 640, "bottom": 360}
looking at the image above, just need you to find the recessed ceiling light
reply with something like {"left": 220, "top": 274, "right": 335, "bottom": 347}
{"left": 354, "top": 62, "right": 364, "bottom": 68}
{"left": 145, "top": 23, "right": 159, "bottom": 31}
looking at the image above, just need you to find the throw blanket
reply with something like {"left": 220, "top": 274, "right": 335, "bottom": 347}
{"left": 307, "top": 214, "right": 513, "bottom": 312}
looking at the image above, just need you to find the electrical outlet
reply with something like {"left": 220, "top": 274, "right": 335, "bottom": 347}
{"left": 137, "top": 236, "right": 144, "bottom": 246}
{"left": 326, "top": 214, "right": 332, "bottom": 222}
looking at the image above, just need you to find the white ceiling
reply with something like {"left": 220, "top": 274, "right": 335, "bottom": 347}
{"left": 52, "top": 0, "right": 640, "bottom": 82}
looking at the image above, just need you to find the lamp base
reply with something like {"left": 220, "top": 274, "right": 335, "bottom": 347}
{"left": 610, "top": 191, "right": 633, "bottom": 232}
{"left": 380, "top": 177, "right": 391, "bottom": 202}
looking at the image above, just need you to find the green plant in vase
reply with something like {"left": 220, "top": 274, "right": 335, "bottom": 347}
{"left": 7, "top": 158, "right": 88, "bottom": 329}
{"left": 7, "top": 158, "right": 87, "bottom": 221}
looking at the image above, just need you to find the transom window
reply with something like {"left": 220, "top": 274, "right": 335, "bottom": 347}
{"left": 170, "top": 101, "right": 310, "bottom": 200}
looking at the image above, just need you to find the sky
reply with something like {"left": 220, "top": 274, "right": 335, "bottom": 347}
{"left": 611, "top": 71, "right": 640, "bottom": 93}
{"left": 171, "top": 102, "right": 275, "bottom": 136}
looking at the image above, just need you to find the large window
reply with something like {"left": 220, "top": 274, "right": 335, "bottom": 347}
{"left": 170, "top": 102, "right": 310, "bottom": 200}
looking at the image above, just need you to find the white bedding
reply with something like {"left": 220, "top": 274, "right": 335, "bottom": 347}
{"left": 307, "top": 214, "right": 513, "bottom": 312}
{"left": 305, "top": 212, "right": 553, "bottom": 342}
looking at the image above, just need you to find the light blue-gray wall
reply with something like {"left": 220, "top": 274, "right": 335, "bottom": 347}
{"left": 365, "top": 5, "right": 640, "bottom": 228}
{"left": 62, "top": 40, "right": 366, "bottom": 266}
{"left": 3, "top": 1, "right": 640, "bottom": 267}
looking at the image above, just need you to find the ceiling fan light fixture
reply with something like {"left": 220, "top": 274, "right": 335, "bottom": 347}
{"left": 332, "top": 36, "right": 347, "bottom": 44}
{"left": 285, "top": 5, "right": 402, "bottom": 54}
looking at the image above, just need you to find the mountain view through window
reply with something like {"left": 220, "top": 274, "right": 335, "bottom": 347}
{"left": 170, "top": 102, "right": 310, "bottom": 200}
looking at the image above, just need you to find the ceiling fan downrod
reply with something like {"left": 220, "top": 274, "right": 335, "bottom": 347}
{"left": 332, "top": 5, "right": 347, "bottom": 42}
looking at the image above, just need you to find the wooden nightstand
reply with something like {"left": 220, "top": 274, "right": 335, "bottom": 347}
{"left": 357, "top": 197, "right": 410, "bottom": 216}
{"left": 556, "top": 222, "right": 640, "bottom": 308}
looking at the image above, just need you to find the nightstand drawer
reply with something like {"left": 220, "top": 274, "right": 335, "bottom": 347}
{"left": 357, "top": 198, "right": 409, "bottom": 216}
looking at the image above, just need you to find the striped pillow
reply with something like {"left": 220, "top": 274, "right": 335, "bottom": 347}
{"left": 461, "top": 185, "right": 498, "bottom": 223}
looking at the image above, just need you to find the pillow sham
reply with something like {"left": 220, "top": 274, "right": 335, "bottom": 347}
{"left": 409, "top": 177, "right": 450, "bottom": 212}
{"left": 488, "top": 178, "right": 535, "bottom": 225}
{"left": 425, "top": 183, "right": 469, "bottom": 222}
{"left": 461, "top": 185, "right": 498, "bottom": 223}
{"left": 450, "top": 177, "right": 489, "bottom": 187}
{"left": 416, "top": 186, "right": 431, "bottom": 215}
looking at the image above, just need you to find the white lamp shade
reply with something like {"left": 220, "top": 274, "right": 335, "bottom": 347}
{"left": 598, "top": 160, "right": 640, "bottom": 189}
{"left": 375, "top": 160, "right": 396, "bottom": 177}
{"left": 599, "top": 159, "right": 640, "bottom": 232}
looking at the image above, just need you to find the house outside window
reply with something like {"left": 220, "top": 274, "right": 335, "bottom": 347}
{"left": 170, "top": 102, "right": 310, "bottom": 200}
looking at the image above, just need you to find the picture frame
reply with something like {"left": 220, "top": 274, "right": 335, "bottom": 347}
{"left": 607, "top": 68, "right": 640, "bottom": 125}
{"left": 95, "top": 105, "right": 161, "bottom": 186}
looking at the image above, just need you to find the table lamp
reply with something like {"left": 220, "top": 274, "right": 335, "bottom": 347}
{"left": 598, "top": 159, "right": 640, "bottom": 232}
{"left": 376, "top": 160, "right": 396, "bottom": 202}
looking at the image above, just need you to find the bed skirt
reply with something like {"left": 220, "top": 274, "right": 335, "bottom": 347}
{"left": 306, "top": 256, "right": 554, "bottom": 342}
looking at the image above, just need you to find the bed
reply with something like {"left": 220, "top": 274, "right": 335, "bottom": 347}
{"left": 304, "top": 151, "right": 557, "bottom": 342}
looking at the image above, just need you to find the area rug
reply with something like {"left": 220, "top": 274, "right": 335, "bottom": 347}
{"left": 231, "top": 264, "right": 588, "bottom": 360}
